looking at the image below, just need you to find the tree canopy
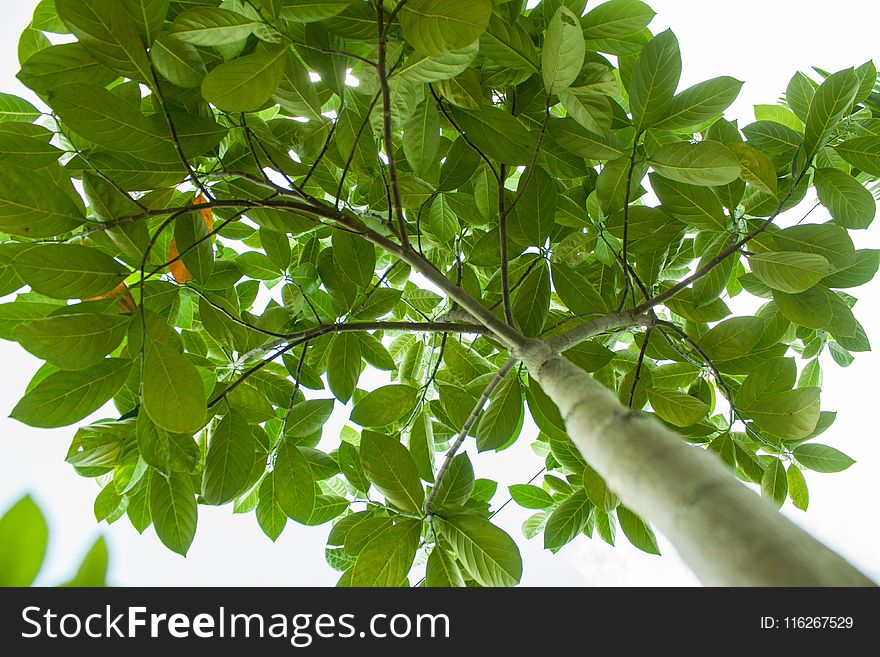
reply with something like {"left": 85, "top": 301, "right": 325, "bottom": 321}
{"left": 1, "top": 0, "right": 877, "bottom": 586}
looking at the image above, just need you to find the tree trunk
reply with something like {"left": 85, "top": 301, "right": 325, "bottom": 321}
{"left": 521, "top": 343, "right": 875, "bottom": 587}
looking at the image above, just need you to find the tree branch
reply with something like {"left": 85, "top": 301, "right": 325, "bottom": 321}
{"left": 498, "top": 164, "right": 515, "bottom": 325}
{"left": 617, "top": 134, "right": 642, "bottom": 311}
{"left": 424, "top": 357, "right": 516, "bottom": 513}
{"left": 237, "top": 321, "right": 488, "bottom": 366}
{"left": 376, "top": 1, "right": 409, "bottom": 247}
{"left": 428, "top": 84, "right": 499, "bottom": 181}
{"left": 148, "top": 66, "right": 212, "bottom": 200}
{"left": 635, "top": 168, "right": 811, "bottom": 314}
{"left": 628, "top": 326, "right": 653, "bottom": 408}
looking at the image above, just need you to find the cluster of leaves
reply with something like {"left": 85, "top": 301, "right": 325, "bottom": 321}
{"left": 0, "top": 0, "right": 876, "bottom": 585}
{"left": 0, "top": 495, "right": 108, "bottom": 587}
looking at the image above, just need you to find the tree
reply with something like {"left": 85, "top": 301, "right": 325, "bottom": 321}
{"left": 0, "top": 0, "right": 877, "bottom": 586}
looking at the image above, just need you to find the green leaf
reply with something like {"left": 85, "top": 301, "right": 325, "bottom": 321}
{"left": 476, "top": 374, "right": 522, "bottom": 451}
{"left": 174, "top": 213, "right": 214, "bottom": 281}
{"left": 584, "top": 468, "right": 616, "bottom": 513}
{"left": 647, "top": 388, "right": 709, "bottom": 427}
{"left": 629, "top": 29, "right": 681, "bottom": 131}
{"left": 333, "top": 231, "right": 375, "bottom": 288}
{"left": 256, "top": 472, "right": 287, "bottom": 541}
{"left": 62, "top": 536, "right": 108, "bottom": 586}
{"left": 787, "top": 465, "right": 809, "bottom": 511}
{"left": 793, "top": 444, "right": 856, "bottom": 473}
{"left": 274, "top": 439, "right": 316, "bottom": 523}
{"left": 749, "top": 252, "right": 830, "bottom": 294}
{"left": 404, "top": 99, "right": 440, "bottom": 178}
{"left": 814, "top": 168, "right": 876, "bottom": 230}
{"left": 437, "top": 514, "right": 522, "bottom": 587}
{"left": 803, "top": 68, "right": 858, "bottom": 158}
{"left": 201, "top": 48, "right": 287, "bottom": 112}
{"left": 285, "top": 399, "right": 335, "bottom": 438}
{"left": 10, "top": 244, "right": 126, "bottom": 300}
{"left": 548, "top": 118, "right": 625, "bottom": 160}
{"left": 428, "top": 194, "right": 459, "bottom": 243}
{"left": 13, "top": 312, "right": 129, "bottom": 370}
{"left": 430, "top": 453, "right": 475, "bottom": 510}
{"left": 170, "top": 7, "right": 265, "bottom": 46}
{"left": 356, "top": 333, "right": 396, "bottom": 371}
{"left": 544, "top": 490, "right": 593, "bottom": 550}
{"left": 327, "top": 333, "right": 361, "bottom": 403}
{"left": 279, "top": 1, "right": 359, "bottom": 23}
{"left": 0, "top": 495, "right": 48, "bottom": 586}
{"left": 835, "top": 136, "right": 880, "bottom": 177}
{"left": 149, "top": 469, "right": 198, "bottom": 555}
{"left": 350, "top": 385, "right": 419, "bottom": 427}
{"left": 744, "top": 388, "right": 821, "bottom": 441}
{"left": 727, "top": 142, "right": 777, "bottom": 196}
{"left": 542, "top": 7, "right": 585, "bottom": 94}
{"left": 0, "top": 167, "right": 85, "bottom": 238}
{"left": 450, "top": 106, "right": 536, "bottom": 165}
{"left": 654, "top": 77, "right": 743, "bottom": 130}
{"left": 773, "top": 224, "right": 855, "bottom": 273}
{"left": 398, "top": 41, "right": 479, "bottom": 83}
{"left": 509, "top": 484, "right": 554, "bottom": 510}
{"left": 698, "top": 316, "right": 765, "bottom": 361}
{"left": 136, "top": 413, "right": 170, "bottom": 476}
{"left": 512, "top": 258, "right": 551, "bottom": 338}
{"left": 650, "top": 173, "right": 727, "bottom": 231}
{"left": 649, "top": 362, "right": 700, "bottom": 389}
{"left": 350, "top": 519, "right": 421, "bottom": 587}
{"left": 12, "top": 358, "right": 131, "bottom": 428}
{"left": 426, "top": 544, "right": 465, "bottom": 587}
{"left": 509, "top": 167, "right": 558, "bottom": 246}
{"left": 648, "top": 141, "right": 741, "bottom": 186}
{"left": 736, "top": 357, "right": 797, "bottom": 409}
{"left": 773, "top": 287, "right": 832, "bottom": 330}
{"left": 0, "top": 93, "right": 40, "bottom": 123}
{"left": 617, "top": 505, "right": 660, "bottom": 555}
{"left": 742, "top": 120, "right": 801, "bottom": 170}
{"left": 786, "top": 71, "right": 815, "bottom": 122}
{"left": 122, "top": 0, "right": 169, "bottom": 45}
{"left": 202, "top": 411, "right": 260, "bottom": 505}
{"left": 557, "top": 89, "right": 612, "bottom": 135}
{"left": 360, "top": 433, "right": 425, "bottom": 513}
{"left": 821, "top": 249, "right": 879, "bottom": 289}
{"left": 235, "top": 251, "right": 280, "bottom": 280}
{"left": 56, "top": 0, "right": 152, "bottom": 80}
{"left": 480, "top": 14, "right": 538, "bottom": 72}
{"left": 582, "top": 0, "right": 655, "bottom": 39}
{"left": 564, "top": 341, "right": 615, "bottom": 373}
{"left": 17, "top": 43, "right": 117, "bottom": 94}
{"left": 400, "top": 0, "right": 493, "bottom": 56}
{"left": 760, "top": 459, "right": 787, "bottom": 509}
{"left": 142, "top": 342, "right": 207, "bottom": 434}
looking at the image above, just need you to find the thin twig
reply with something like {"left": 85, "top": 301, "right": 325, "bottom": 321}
{"left": 424, "top": 358, "right": 516, "bottom": 513}
{"left": 628, "top": 326, "right": 653, "bottom": 409}
{"left": 376, "top": 1, "right": 409, "bottom": 247}
{"left": 428, "top": 84, "right": 499, "bottom": 181}
{"left": 617, "top": 134, "right": 642, "bottom": 311}
{"left": 148, "top": 66, "right": 212, "bottom": 200}
{"left": 498, "top": 163, "right": 515, "bottom": 325}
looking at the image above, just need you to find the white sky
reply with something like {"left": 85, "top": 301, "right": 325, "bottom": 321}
{"left": 0, "top": 1, "right": 878, "bottom": 586}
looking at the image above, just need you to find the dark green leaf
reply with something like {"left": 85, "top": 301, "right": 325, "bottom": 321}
{"left": 12, "top": 358, "right": 131, "bottom": 428}
{"left": 360, "top": 433, "right": 425, "bottom": 513}
{"left": 437, "top": 514, "right": 522, "bottom": 587}
{"left": 149, "top": 469, "right": 198, "bottom": 555}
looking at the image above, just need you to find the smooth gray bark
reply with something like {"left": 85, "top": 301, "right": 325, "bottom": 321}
{"left": 521, "top": 343, "right": 875, "bottom": 587}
